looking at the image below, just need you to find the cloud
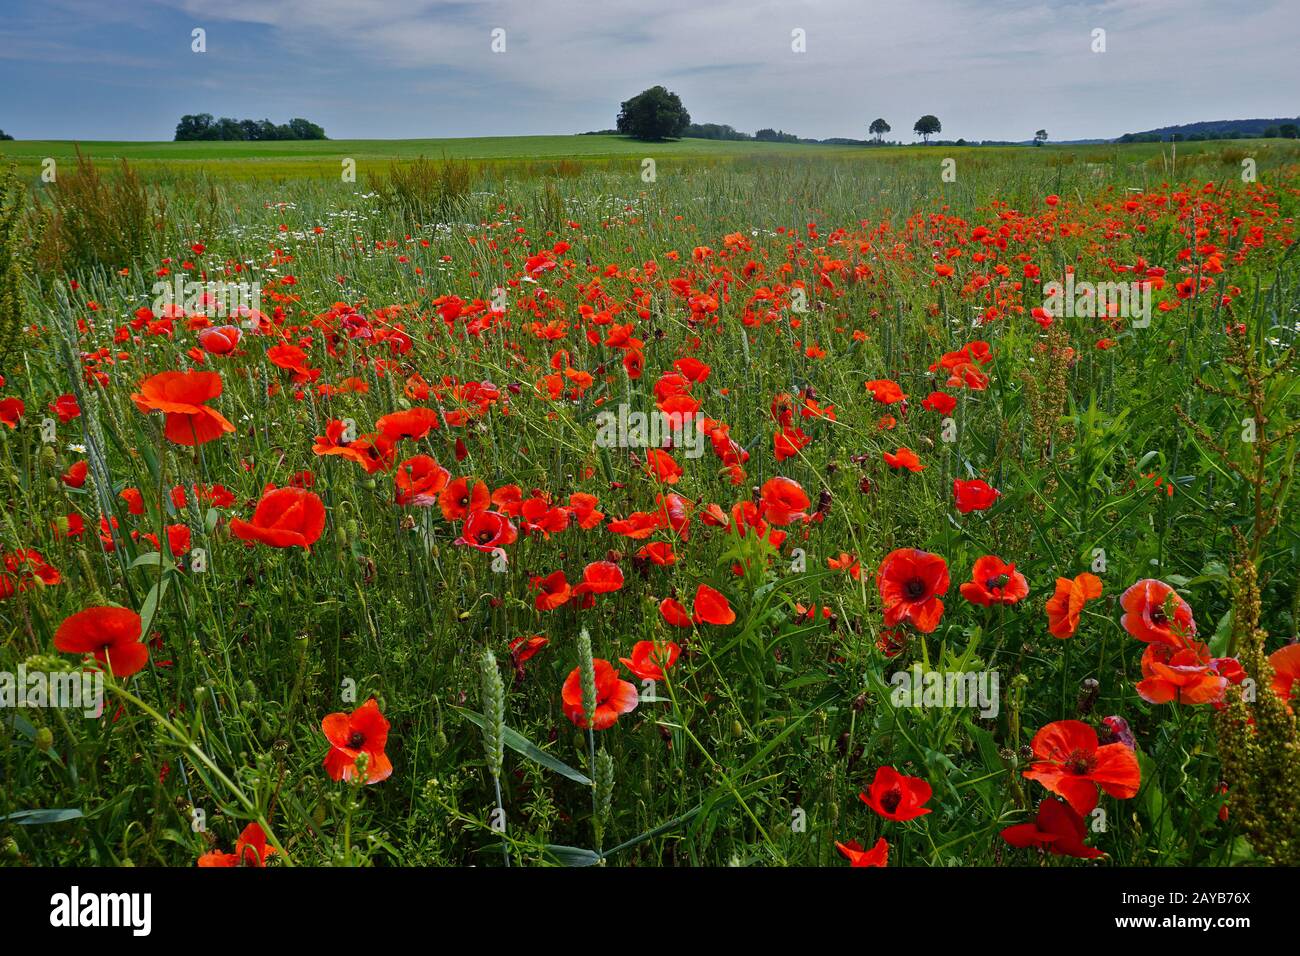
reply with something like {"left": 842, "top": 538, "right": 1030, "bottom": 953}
{"left": 2, "top": 0, "right": 1296, "bottom": 140}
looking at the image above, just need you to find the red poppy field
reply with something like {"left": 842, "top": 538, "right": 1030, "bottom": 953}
{"left": 1, "top": 143, "right": 1299, "bottom": 868}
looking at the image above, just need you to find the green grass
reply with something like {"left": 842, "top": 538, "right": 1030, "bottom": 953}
{"left": 4, "top": 134, "right": 1297, "bottom": 182}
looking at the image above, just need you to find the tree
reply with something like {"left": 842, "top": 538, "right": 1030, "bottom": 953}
{"left": 1280, "top": 123, "right": 1299, "bottom": 139}
{"left": 913, "top": 115, "right": 941, "bottom": 143}
{"left": 0, "top": 129, "right": 13, "bottom": 141}
{"left": 616, "top": 86, "right": 691, "bottom": 141}
{"left": 1034, "top": 129, "right": 1048, "bottom": 146}
{"left": 288, "top": 117, "right": 327, "bottom": 140}
{"left": 869, "top": 118, "right": 891, "bottom": 143}
{"left": 174, "top": 113, "right": 214, "bottom": 141}
{"left": 213, "top": 117, "right": 244, "bottom": 140}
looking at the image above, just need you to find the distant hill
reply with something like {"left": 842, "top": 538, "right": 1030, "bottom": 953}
{"left": 1117, "top": 117, "right": 1299, "bottom": 143}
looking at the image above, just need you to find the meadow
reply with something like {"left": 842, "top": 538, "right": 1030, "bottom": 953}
{"left": 0, "top": 136, "right": 1298, "bottom": 867}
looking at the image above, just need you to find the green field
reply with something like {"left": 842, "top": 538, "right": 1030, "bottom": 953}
{"left": 0, "top": 135, "right": 823, "bottom": 178}
{"left": 5, "top": 134, "right": 1298, "bottom": 182}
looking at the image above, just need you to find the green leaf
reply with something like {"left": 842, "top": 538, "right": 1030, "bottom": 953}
{"left": 1, "top": 808, "right": 84, "bottom": 825}
{"left": 139, "top": 576, "right": 171, "bottom": 634}
{"left": 1209, "top": 608, "right": 1233, "bottom": 658}
{"left": 455, "top": 707, "right": 591, "bottom": 786}
{"left": 542, "top": 844, "right": 601, "bottom": 867}
{"left": 130, "top": 551, "right": 173, "bottom": 570}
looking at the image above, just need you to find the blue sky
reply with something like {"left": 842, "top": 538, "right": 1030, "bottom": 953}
{"left": 1, "top": 0, "right": 1296, "bottom": 142}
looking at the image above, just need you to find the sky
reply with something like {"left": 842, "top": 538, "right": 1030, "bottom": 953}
{"left": 0, "top": 0, "right": 1296, "bottom": 143}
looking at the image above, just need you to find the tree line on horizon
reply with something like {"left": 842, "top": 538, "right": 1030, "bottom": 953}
{"left": 601, "top": 87, "right": 1045, "bottom": 147}
{"left": 173, "top": 114, "right": 327, "bottom": 142}
{"left": 601, "top": 86, "right": 1299, "bottom": 147}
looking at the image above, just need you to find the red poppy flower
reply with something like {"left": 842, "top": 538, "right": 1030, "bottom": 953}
{"left": 693, "top": 584, "right": 735, "bottom": 625}
{"left": 509, "top": 634, "right": 549, "bottom": 668}
{"left": 659, "top": 596, "right": 692, "bottom": 627}
{"left": 1000, "top": 798, "right": 1104, "bottom": 859}
{"left": 1, "top": 549, "right": 61, "bottom": 597}
{"left": 394, "top": 455, "right": 451, "bottom": 506}
{"left": 131, "top": 371, "right": 235, "bottom": 446}
{"left": 921, "top": 391, "right": 956, "bottom": 415}
{"left": 376, "top": 407, "right": 440, "bottom": 442}
{"left": 229, "top": 486, "right": 326, "bottom": 551}
{"left": 573, "top": 561, "right": 624, "bottom": 596}
{"left": 1120, "top": 579, "right": 1197, "bottom": 646}
{"left": 62, "top": 460, "right": 88, "bottom": 488}
{"left": 773, "top": 425, "right": 812, "bottom": 461}
{"left": 637, "top": 541, "right": 676, "bottom": 566}
{"left": 1045, "top": 573, "right": 1103, "bottom": 638}
{"left": 644, "top": 448, "right": 682, "bottom": 484}
{"left": 959, "top": 555, "right": 1028, "bottom": 607}
{"left": 53, "top": 606, "right": 148, "bottom": 677}
{"left": 119, "top": 487, "right": 145, "bottom": 516}
{"left": 568, "top": 493, "right": 605, "bottom": 530}
{"left": 196, "top": 325, "right": 242, "bottom": 356}
{"left": 607, "top": 510, "right": 662, "bottom": 539}
{"left": 0, "top": 397, "right": 24, "bottom": 429}
{"left": 48, "top": 393, "right": 81, "bottom": 423}
{"left": 883, "top": 447, "right": 924, "bottom": 472}
{"left": 1022, "top": 720, "right": 1141, "bottom": 815}
{"left": 144, "top": 524, "right": 192, "bottom": 558}
{"left": 561, "top": 658, "right": 639, "bottom": 729}
{"left": 759, "top": 477, "right": 810, "bottom": 526}
{"left": 619, "top": 640, "right": 680, "bottom": 681}
{"left": 520, "top": 496, "right": 570, "bottom": 538}
{"left": 312, "top": 420, "right": 395, "bottom": 475}
{"left": 321, "top": 698, "right": 392, "bottom": 784}
{"left": 858, "top": 765, "right": 932, "bottom": 821}
{"left": 827, "top": 552, "right": 861, "bottom": 580}
{"left": 864, "top": 379, "right": 906, "bottom": 404}
{"left": 454, "top": 510, "right": 517, "bottom": 553}
{"left": 835, "top": 837, "right": 889, "bottom": 867}
{"left": 876, "top": 549, "right": 949, "bottom": 633}
{"left": 530, "top": 570, "right": 572, "bottom": 611}
{"left": 1136, "top": 641, "right": 1228, "bottom": 706}
{"left": 952, "top": 478, "right": 1000, "bottom": 514}
{"left": 1270, "top": 643, "right": 1300, "bottom": 705}
{"left": 438, "top": 477, "right": 490, "bottom": 522}
{"left": 197, "top": 822, "right": 276, "bottom": 867}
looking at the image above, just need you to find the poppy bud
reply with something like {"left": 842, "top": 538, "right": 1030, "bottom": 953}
{"left": 35, "top": 727, "right": 54, "bottom": 752}
{"left": 40, "top": 446, "right": 56, "bottom": 472}
{"left": 1076, "top": 677, "right": 1100, "bottom": 716}
{"left": 1, "top": 837, "right": 19, "bottom": 860}
{"left": 1099, "top": 715, "right": 1137, "bottom": 750}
